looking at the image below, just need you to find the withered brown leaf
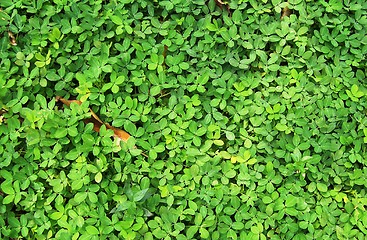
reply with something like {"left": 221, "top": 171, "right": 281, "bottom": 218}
{"left": 214, "top": 0, "right": 231, "bottom": 16}
{"left": 55, "top": 96, "right": 131, "bottom": 143}
{"left": 8, "top": 31, "right": 17, "bottom": 46}
{"left": 281, "top": 6, "right": 292, "bottom": 20}
{"left": 0, "top": 109, "right": 7, "bottom": 124}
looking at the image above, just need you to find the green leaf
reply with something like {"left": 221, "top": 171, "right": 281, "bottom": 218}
{"left": 285, "top": 195, "right": 297, "bottom": 207}
{"left": 27, "top": 129, "right": 40, "bottom": 145}
{"left": 232, "top": 222, "right": 244, "bottom": 230}
{"left": 36, "top": 94, "right": 47, "bottom": 109}
{"left": 232, "top": 9, "right": 242, "bottom": 24}
{"left": 225, "top": 169, "right": 236, "bottom": 178}
{"left": 71, "top": 179, "right": 83, "bottom": 190}
{"left": 187, "top": 148, "right": 202, "bottom": 156}
{"left": 225, "top": 131, "right": 235, "bottom": 141}
{"left": 95, "top": 172, "right": 102, "bottom": 183}
{"left": 187, "top": 226, "right": 199, "bottom": 239}
{"left": 268, "top": 64, "right": 280, "bottom": 71}
{"left": 0, "top": 0, "right": 12, "bottom": 7}
{"left": 111, "top": 15, "right": 123, "bottom": 25}
{"left": 263, "top": 196, "right": 273, "bottom": 204}
{"left": 282, "top": 45, "right": 291, "bottom": 55}
{"left": 86, "top": 226, "right": 99, "bottom": 235}
{"left": 54, "top": 128, "right": 68, "bottom": 138}
{"left": 150, "top": 86, "right": 161, "bottom": 96}
{"left": 65, "top": 149, "right": 80, "bottom": 160}
{"left": 276, "top": 123, "right": 288, "bottom": 131}
{"left": 1, "top": 180, "right": 14, "bottom": 195}
{"left": 35, "top": 61, "right": 45, "bottom": 68}
{"left": 125, "top": 96, "right": 134, "bottom": 108}
{"left": 134, "top": 188, "right": 149, "bottom": 202}
{"left": 179, "top": 62, "right": 190, "bottom": 70}
{"left": 317, "top": 182, "right": 328, "bottom": 192}
{"left": 285, "top": 207, "right": 299, "bottom": 216}
{"left": 213, "top": 140, "right": 224, "bottom": 146}
{"left": 3, "top": 194, "right": 15, "bottom": 204}
{"left": 49, "top": 211, "right": 63, "bottom": 220}
{"left": 130, "top": 148, "right": 142, "bottom": 156}
{"left": 88, "top": 192, "right": 98, "bottom": 203}
{"left": 207, "top": 23, "right": 217, "bottom": 31}
{"left": 152, "top": 228, "right": 167, "bottom": 238}
{"left": 250, "top": 116, "right": 264, "bottom": 127}
{"left": 199, "top": 227, "right": 210, "bottom": 238}
{"left": 297, "top": 26, "right": 308, "bottom": 35}
{"left": 74, "top": 192, "right": 88, "bottom": 203}
{"left": 124, "top": 121, "right": 137, "bottom": 135}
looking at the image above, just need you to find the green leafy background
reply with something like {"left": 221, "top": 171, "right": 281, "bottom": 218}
{"left": 1, "top": 0, "right": 367, "bottom": 239}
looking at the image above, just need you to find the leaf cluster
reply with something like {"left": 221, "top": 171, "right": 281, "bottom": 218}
{"left": 1, "top": 0, "right": 367, "bottom": 239}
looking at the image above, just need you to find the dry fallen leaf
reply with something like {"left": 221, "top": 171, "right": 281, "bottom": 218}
{"left": 56, "top": 96, "right": 82, "bottom": 106}
{"left": 214, "top": 0, "right": 231, "bottom": 16}
{"left": 281, "top": 6, "right": 292, "bottom": 20}
{"left": 162, "top": 44, "right": 168, "bottom": 67}
{"left": 215, "top": 0, "right": 225, "bottom": 6}
{"left": 0, "top": 109, "right": 7, "bottom": 124}
{"left": 55, "top": 96, "right": 131, "bottom": 142}
{"left": 56, "top": 96, "right": 149, "bottom": 157}
{"left": 8, "top": 31, "right": 17, "bottom": 46}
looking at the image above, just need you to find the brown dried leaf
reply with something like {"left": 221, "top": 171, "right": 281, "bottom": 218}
{"left": 83, "top": 117, "right": 104, "bottom": 135}
{"left": 281, "top": 6, "right": 292, "bottom": 20}
{"left": 104, "top": 123, "right": 131, "bottom": 142}
{"left": 162, "top": 44, "right": 168, "bottom": 67}
{"left": 8, "top": 31, "right": 17, "bottom": 46}
{"left": 55, "top": 96, "right": 131, "bottom": 142}
{"left": 212, "top": 0, "right": 231, "bottom": 16}
{"left": 215, "top": 0, "right": 225, "bottom": 6}
{"left": 89, "top": 108, "right": 104, "bottom": 124}
{"left": 0, "top": 109, "right": 7, "bottom": 124}
{"left": 55, "top": 96, "right": 82, "bottom": 106}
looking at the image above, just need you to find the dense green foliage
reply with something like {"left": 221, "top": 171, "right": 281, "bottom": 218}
{"left": 1, "top": 0, "right": 367, "bottom": 239}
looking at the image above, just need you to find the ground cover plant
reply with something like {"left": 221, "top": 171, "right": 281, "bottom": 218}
{"left": 1, "top": 0, "right": 367, "bottom": 239}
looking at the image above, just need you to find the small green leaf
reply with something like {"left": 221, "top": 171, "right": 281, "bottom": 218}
{"left": 187, "top": 148, "right": 201, "bottom": 156}
{"left": 179, "top": 62, "right": 190, "bottom": 70}
{"left": 3, "top": 194, "right": 14, "bottom": 204}
{"left": 285, "top": 207, "right": 299, "bottom": 216}
{"left": 207, "top": 23, "right": 217, "bottom": 31}
{"left": 74, "top": 192, "right": 88, "bottom": 203}
{"left": 1, "top": 180, "right": 14, "bottom": 195}
{"left": 225, "top": 131, "right": 235, "bottom": 141}
{"left": 86, "top": 225, "right": 99, "bottom": 235}
{"left": 317, "top": 182, "right": 328, "bottom": 192}
{"left": 298, "top": 26, "right": 308, "bottom": 35}
{"left": 88, "top": 192, "right": 98, "bottom": 203}
{"left": 54, "top": 128, "right": 68, "bottom": 139}
{"left": 125, "top": 96, "right": 134, "bottom": 108}
{"left": 95, "top": 172, "right": 102, "bottom": 183}
{"left": 199, "top": 227, "right": 210, "bottom": 238}
{"left": 285, "top": 195, "right": 297, "bottom": 207}
{"left": 110, "top": 15, "right": 123, "bottom": 25}
{"left": 232, "top": 222, "right": 244, "bottom": 230}
{"left": 150, "top": 86, "right": 161, "bottom": 96}
{"left": 49, "top": 211, "right": 63, "bottom": 220}
{"left": 134, "top": 188, "right": 149, "bottom": 202}
{"left": 263, "top": 196, "right": 273, "bottom": 204}
{"left": 71, "top": 179, "right": 83, "bottom": 190}
{"left": 282, "top": 45, "right": 291, "bottom": 55}
{"left": 187, "top": 226, "right": 199, "bottom": 239}
{"left": 247, "top": 158, "right": 257, "bottom": 165}
{"left": 276, "top": 123, "right": 288, "bottom": 131}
